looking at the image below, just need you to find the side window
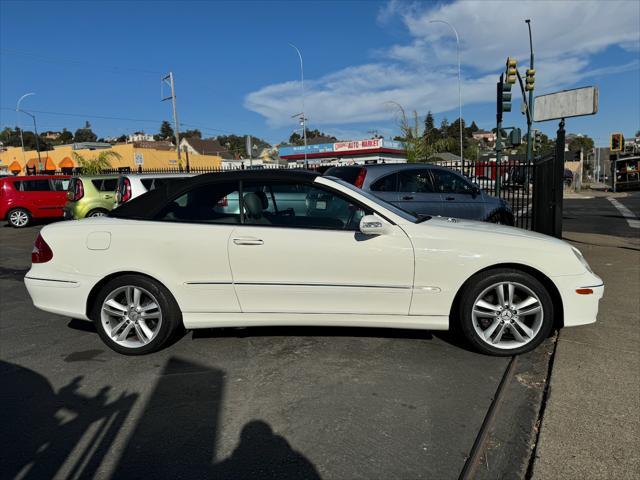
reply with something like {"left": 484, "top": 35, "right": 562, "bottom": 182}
{"left": 91, "top": 178, "right": 118, "bottom": 191}
{"left": 431, "top": 170, "right": 473, "bottom": 194}
{"left": 155, "top": 182, "right": 241, "bottom": 224}
{"left": 370, "top": 173, "right": 398, "bottom": 192}
{"left": 50, "top": 178, "right": 70, "bottom": 191}
{"left": 242, "top": 181, "right": 371, "bottom": 230}
{"left": 397, "top": 170, "right": 435, "bottom": 193}
{"left": 19, "top": 180, "right": 52, "bottom": 191}
{"left": 141, "top": 179, "right": 154, "bottom": 190}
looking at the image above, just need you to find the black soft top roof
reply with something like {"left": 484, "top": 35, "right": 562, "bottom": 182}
{"left": 110, "top": 169, "right": 319, "bottom": 220}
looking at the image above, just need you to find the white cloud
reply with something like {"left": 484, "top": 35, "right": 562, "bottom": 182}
{"left": 245, "top": 0, "right": 640, "bottom": 128}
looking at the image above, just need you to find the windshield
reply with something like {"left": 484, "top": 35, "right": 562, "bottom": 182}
{"left": 327, "top": 177, "right": 422, "bottom": 223}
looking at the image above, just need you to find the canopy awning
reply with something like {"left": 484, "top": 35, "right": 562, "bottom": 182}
{"left": 26, "top": 158, "right": 39, "bottom": 169}
{"left": 59, "top": 157, "right": 74, "bottom": 168}
{"left": 8, "top": 161, "right": 22, "bottom": 172}
{"left": 44, "top": 157, "right": 56, "bottom": 171}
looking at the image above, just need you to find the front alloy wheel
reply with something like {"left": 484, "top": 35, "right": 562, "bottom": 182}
{"left": 459, "top": 269, "right": 554, "bottom": 356}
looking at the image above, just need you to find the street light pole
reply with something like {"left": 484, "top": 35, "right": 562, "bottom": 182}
{"left": 289, "top": 43, "right": 308, "bottom": 169}
{"left": 430, "top": 20, "right": 463, "bottom": 172}
{"left": 16, "top": 92, "right": 42, "bottom": 169}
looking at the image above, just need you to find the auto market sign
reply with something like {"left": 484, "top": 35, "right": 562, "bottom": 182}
{"left": 333, "top": 139, "right": 382, "bottom": 152}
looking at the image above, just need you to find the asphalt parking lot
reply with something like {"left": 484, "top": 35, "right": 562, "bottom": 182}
{"left": 0, "top": 219, "right": 555, "bottom": 479}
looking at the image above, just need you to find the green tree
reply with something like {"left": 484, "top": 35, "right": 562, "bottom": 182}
{"left": 58, "top": 128, "right": 73, "bottom": 144}
{"left": 422, "top": 111, "right": 438, "bottom": 144}
{"left": 181, "top": 129, "right": 202, "bottom": 140}
{"left": 158, "top": 121, "right": 174, "bottom": 140}
{"left": 74, "top": 127, "right": 97, "bottom": 143}
{"left": 72, "top": 150, "right": 122, "bottom": 174}
{"left": 568, "top": 135, "right": 594, "bottom": 153}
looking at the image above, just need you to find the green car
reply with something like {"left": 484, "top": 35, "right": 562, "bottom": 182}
{"left": 64, "top": 176, "right": 119, "bottom": 219}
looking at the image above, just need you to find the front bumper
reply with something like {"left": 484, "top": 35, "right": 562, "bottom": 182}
{"left": 552, "top": 271, "right": 604, "bottom": 327}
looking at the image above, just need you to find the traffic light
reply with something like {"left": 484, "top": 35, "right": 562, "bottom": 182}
{"left": 506, "top": 57, "right": 517, "bottom": 84}
{"left": 508, "top": 128, "right": 522, "bottom": 147}
{"left": 525, "top": 68, "right": 535, "bottom": 91}
{"left": 533, "top": 129, "right": 542, "bottom": 151}
{"left": 610, "top": 133, "right": 624, "bottom": 152}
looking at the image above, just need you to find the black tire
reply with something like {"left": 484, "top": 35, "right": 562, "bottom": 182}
{"left": 7, "top": 208, "right": 32, "bottom": 228}
{"left": 87, "top": 208, "right": 109, "bottom": 218}
{"left": 486, "top": 210, "right": 514, "bottom": 226}
{"left": 457, "top": 268, "right": 554, "bottom": 356}
{"left": 90, "top": 274, "right": 182, "bottom": 355}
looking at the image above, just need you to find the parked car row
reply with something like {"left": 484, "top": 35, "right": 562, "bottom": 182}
{"left": 1, "top": 173, "right": 192, "bottom": 227}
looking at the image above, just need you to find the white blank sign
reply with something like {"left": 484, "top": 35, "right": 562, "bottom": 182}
{"left": 534, "top": 86, "right": 598, "bottom": 122}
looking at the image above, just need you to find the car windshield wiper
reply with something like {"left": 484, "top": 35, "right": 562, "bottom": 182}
{"left": 415, "top": 215, "right": 431, "bottom": 223}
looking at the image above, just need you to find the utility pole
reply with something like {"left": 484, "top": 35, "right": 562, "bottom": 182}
{"left": 496, "top": 74, "right": 504, "bottom": 197}
{"left": 162, "top": 72, "right": 181, "bottom": 165}
{"left": 289, "top": 44, "right": 308, "bottom": 169}
{"left": 525, "top": 19, "right": 535, "bottom": 167}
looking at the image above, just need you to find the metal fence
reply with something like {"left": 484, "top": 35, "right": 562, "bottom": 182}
{"left": 45, "top": 160, "right": 536, "bottom": 230}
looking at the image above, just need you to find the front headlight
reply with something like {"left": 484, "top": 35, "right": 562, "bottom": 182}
{"left": 572, "top": 247, "right": 593, "bottom": 274}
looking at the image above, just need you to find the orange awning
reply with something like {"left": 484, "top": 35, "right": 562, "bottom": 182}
{"left": 26, "top": 158, "right": 39, "bottom": 168}
{"left": 9, "top": 161, "right": 21, "bottom": 172}
{"left": 44, "top": 157, "right": 56, "bottom": 171}
{"left": 59, "top": 157, "right": 74, "bottom": 168}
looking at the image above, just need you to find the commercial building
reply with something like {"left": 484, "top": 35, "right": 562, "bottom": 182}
{"left": 0, "top": 142, "right": 222, "bottom": 175}
{"left": 278, "top": 138, "right": 406, "bottom": 165}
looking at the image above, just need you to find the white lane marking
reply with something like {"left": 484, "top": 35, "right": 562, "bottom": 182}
{"left": 608, "top": 197, "right": 640, "bottom": 229}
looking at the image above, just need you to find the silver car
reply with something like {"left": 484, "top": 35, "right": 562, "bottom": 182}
{"left": 324, "top": 164, "right": 514, "bottom": 224}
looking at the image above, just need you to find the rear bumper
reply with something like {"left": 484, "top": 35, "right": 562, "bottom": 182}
{"left": 552, "top": 271, "right": 604, "bottom": 327}
{"left": 24, "top": 275, "right": 92, "bottom": 320}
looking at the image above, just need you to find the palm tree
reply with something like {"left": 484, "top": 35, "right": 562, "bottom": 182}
{"left": 72, "top": 150, "right": 122, "bottom": 174}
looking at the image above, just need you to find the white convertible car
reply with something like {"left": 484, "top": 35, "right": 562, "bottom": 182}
{"left": 25, "top": 170, "right": 603, "bottom": 356}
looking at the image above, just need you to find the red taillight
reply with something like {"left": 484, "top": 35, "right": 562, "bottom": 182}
{"left": 121, "top": 178, "right": 132, "bottom": 203}
{"left": 354, "top": 168, "right": 367, "bottom": 188}
{"left": 216, "top": 196, "right": 228, "bottom": 207}
{"left": 32, "top": 233, "right": 53, "bottom": 263}
{"left": 68, "top": 179, "right": 84, "bottom": 201}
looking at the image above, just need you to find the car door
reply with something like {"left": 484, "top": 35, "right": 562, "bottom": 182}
{"left": 48, "top": 177, "right": 70, "bottom": 216}
{"left": 394, "top": 169, "right": 446, "bottom": 217}
{"left": 367, "top": 172, "right": 400, "bottom": 205}
{"left": 19, "top": 179, "right": 54, "bottom": 217}
{"left": 228, "top": 179, "right": 414, "bottom": 315}
{"left": 430, "top": 169, "right": 485, "bottom": 220}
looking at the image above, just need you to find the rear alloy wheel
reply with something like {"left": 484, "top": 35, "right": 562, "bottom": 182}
{"left": 87, "top": 209, "right": 109, "bottom": 218}
{"left": 458, "top": 269, "right": 554, "bottom": 356}
{"left": 7, "top": 208, "right": 31, "bottom": 228}
{"left": 91, "top": 274, "right": 182, "bottom": 355}
{"left": 487, "top": 211, "right": 514, "bottom": 226}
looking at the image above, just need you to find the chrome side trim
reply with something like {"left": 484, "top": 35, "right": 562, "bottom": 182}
{"left": 24, "top": 276, "right": 78, "bottom": 284}
{"left": 186, "top": 281, "right": 411, "bottom": 289}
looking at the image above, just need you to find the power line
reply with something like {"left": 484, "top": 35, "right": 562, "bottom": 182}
{"left": 0, "top": 48, "right": 163, "bottom": 76}
{"left": 0, "top": 106, "right": 235, "bottom": 134}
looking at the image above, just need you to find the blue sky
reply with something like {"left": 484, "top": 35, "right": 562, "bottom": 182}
{"left": 1, "top": 0, "right": 638, "bottom": 147}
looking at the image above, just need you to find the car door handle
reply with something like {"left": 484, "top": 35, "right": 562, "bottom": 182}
{"left": 402, "top": 195, "right": 414, "bottom": 200}
{"left": 445, "top": 196, "right": 455, "bottom": 201}
{"left": 233, "top": 237, "right": 264, "bottom": 246}
{"left": 104, "top": 194, "right": 113, "bottom": 199}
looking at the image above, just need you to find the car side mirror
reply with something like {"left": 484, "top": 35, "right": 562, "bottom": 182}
{"left": 359, "top": 214, "right": 389, "bottom": 235}
{"left": 471, "top": 185, "right": 481, "bottom": 197}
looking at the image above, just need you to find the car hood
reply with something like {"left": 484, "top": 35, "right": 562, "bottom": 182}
{"left": 424, "top": 216, "right": 561, "bottom": 242}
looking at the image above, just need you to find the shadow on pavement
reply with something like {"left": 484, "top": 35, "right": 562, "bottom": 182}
{"left": 1, "top": 357, "right": 320, "bottom": 479}
{"left": 0, "top": 360, "right": 137, "bottom": 480}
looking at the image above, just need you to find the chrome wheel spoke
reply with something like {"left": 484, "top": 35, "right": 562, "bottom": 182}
{"left": 519, "top": 305, "right": 542, "bottom": 316}
{"left": 140, "top": 302, "right": 158, "bottom": 312}
{"left": 507, "top": 283, "right": 515, "bottom": 306}
{"left": 101, "top": 285, "right": 162, "bottom": 349}
{"left": 132, "top": 288, "right": 142, "bottom": 308}
{"left": 492, "top": 323, "right": 508, "bottom": 344}
{"left": 473, "top": 308, "right": 496, "bottom": 318}
{"left": 495, "top": 285, "right": 506, "bottom": 306}
{"left": 483, "top": 319, "right": 501, "bottom": 340}
{"left": 510, "top": 324, "right": 526, "bottom": 342}
{"left": 476, "top": 299, "right": 500, "bottom": 311}
{"left": 514, "top": 318, "right": 535, "bottom": 338}
{"left": 117, "top": 322, "right": 134, "bottom": 342}
{"left": 515, "top": 296, "right": 538, "bottom": 311}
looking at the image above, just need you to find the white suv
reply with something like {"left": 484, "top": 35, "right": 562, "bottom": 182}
{"left": 115, "top": 173, "right": 196, "bottom": 206}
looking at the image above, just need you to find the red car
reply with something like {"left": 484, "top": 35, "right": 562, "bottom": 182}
{"left": 0, "top": 175, "right": 71, "bottom": 228}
